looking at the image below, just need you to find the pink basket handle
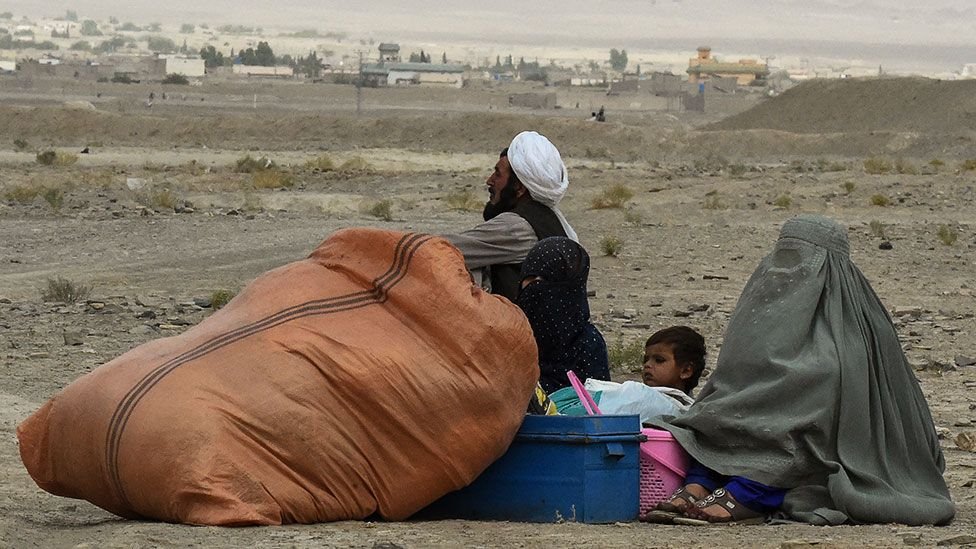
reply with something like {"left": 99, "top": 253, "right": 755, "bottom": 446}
{"left": 567, "top": 371, "right": 602, "bottom": 415}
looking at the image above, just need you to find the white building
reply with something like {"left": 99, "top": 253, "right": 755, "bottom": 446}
{"left": 164, "top": 57, "right": 205, "bottom": 77}
{"left": 232, "top": 64, "right": 294, "bottom": 77}
{"left": 0, "top": 60, "right": 16, "bottom": 73}
{"left": 364, "top": 62, "right": 464, "bottom": 88}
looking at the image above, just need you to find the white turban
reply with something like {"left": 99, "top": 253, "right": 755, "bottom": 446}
{"left": 507, "top": 131, "right": 578, "bottom": 242}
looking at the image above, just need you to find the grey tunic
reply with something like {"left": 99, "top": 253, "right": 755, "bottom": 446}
{"left": 652, "top": 215, "right": 954, "bottom": 526}
{"left": 442, "top": 212, "right": 540, "bottom": 292}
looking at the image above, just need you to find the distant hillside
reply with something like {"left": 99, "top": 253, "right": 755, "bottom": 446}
{"left": 707, "top": 77, "right": 976, "bottom": 134}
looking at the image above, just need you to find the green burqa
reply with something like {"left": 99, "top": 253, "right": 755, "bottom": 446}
{"left": 653, "top": 215, "right": 954, "bottom": 525}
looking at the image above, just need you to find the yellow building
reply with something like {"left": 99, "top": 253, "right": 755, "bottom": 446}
{"left": 687, "top": 46, "right": 769, "bottom": 86}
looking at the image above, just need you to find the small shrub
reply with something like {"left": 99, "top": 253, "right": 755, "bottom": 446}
{"left": 41, "top": 276, "right": 92, "bottom": 303}
{"left": 235, "top": 154, "right": 275, "bottom": 173}
{"left": 444, "top": 189, "right": 482, "bottom": 211}
{"left": 702, "top": 192, "right": 727, "bottom": 210}
{"left": 929, "top": 158, "right": 944, "bottom": 168}
{"left": 870, "top": 194, "right": 891, "bottom": 207}
{"left": 35, "top": 150, "right": 57, "bottom": 165}
{"left": 211, "top": 289, "right": 235, "bottom": 309}
{"left": 304, "top": 154, "right": 335, "bottom": 171}
{"left": 869, "top": 220, "right": 886, "bottom": 239}
{"left": 772, "top": 194, "right": 793, "bottom": 209}
{"left": 54, "top": 152, "right": 78, "bottom": 166}
{"left": 693, "top": 153, "right": 729, "bottom": 172}
{"left": 863, "top": 157, "right": 892, "bottom": 175}
{"left": 339, "top": 156, "right": 372, "bottom": 173}
{"left": 151, "top": 188, "right": 178, "bottom": 210}
{"left": 894, "top": 158, "right": 917, "bottom": 175}
{"left": 242, "top": 192, "right": 264, "bottom": 212}
{"left": 161, "top": 73, "right": 189, "bottom": 85}
{"left": 841, "top": 181, "right": 856, "bottom": 195}
{"left": 608, "top": 338, "right": 645, "bottom": 372}
{"left": 937, "top": 225, "right": 958, "bottom": 246}
{"left": 367, "top": 199, "right": 394, "bottom": 221}
{"left": 252, "top": 169, "right": 293, "bottom": 189}
{"left": 727, "top": 164, "right": 748, "bottom": 177}
{"left": 961, "top": 159, "right": 976, "bottom": 172}
{"left": 623, "top": 209, "right": 643, "bottom": 225}
{"left": 591, "top": 183, "right": 634, "bottom": 209}
{"left": 600, "top": 235, "right": 623, "bottom": 257}
{"left": 13, "top": 138, "right": 29, "bottom": 151}
{"left": 41, "top": 187, "right": 64, "bottom": 211}
{"left": 4, "top": 184, "right": 39, "bottom": 203}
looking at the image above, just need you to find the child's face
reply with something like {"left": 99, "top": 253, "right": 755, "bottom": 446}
{"left": 642, "top": 343, "right": 690, "bottom": 391}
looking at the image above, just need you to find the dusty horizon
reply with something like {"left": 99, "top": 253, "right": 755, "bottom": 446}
{"left": 2, "top": 1, "right": 975, "bottom": 73}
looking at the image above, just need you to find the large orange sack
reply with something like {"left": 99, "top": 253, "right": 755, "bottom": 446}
{"left": 18, "top": 228, "right": 538, "bottom": 525}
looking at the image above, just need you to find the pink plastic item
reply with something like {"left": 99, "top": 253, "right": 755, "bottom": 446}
{"left": 638, "top": 428, "right": 690, "bottom": 515}
{"left": 566, "top": 371, "right": 602, "bottom": 415}
{"left": 565, "top": 372, "right": 690, "bottom": 515}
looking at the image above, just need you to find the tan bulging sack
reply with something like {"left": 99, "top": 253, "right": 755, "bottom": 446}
{"left": 18, "top": 228, "right": 538, "bottom": 525}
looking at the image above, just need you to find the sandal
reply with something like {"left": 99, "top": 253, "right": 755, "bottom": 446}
{"left": 639, "top": 485, "right": 705, "bottom": 523}
{"left": 672, "top": 487, "right": 766, "bottom": 526}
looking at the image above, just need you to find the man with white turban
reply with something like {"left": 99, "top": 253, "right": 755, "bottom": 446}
{"left": 444, "top": 131, "right": 578, "bottom": 301}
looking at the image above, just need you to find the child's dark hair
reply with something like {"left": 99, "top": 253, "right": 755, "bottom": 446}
{"left": 646, "top": 326, "right": 706, "bottom": 394}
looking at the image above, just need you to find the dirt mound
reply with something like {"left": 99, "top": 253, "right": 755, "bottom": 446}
{"left": 0, "top": 106, "right": 661, "bottom": 161}
{"left": 708, "top": 77, "right": 976, "bottom": 134}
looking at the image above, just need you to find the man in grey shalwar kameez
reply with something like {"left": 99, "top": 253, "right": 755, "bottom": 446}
{"left": 653, "top": 215, "right": 954, "bottom": 526}
{"left": 443, "top": 131, "right": 578, "bottom": 301}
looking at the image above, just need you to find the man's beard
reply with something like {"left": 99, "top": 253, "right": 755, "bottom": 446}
{"left": 482, "top": 179, "right": 520, "bottom": 221}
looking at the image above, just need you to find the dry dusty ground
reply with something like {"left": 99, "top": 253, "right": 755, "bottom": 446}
{"left": 1, "top": 76, "right": 975, "bottom": 548}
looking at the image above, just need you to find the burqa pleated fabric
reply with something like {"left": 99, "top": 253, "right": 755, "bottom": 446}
{"left": 652, "top": 215, "right": 954, "bottom": 525}
{"left": 516, "top": 237, "right": 610, "bottom": 393}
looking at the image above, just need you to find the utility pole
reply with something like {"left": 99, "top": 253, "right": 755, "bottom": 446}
{"left": 355, "top": 49, "right": 366, "bottom": 116}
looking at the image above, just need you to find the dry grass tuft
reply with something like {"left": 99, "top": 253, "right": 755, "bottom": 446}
{"left": 4, "top": 184, "right": 40, "bottom": 203}
{"left": 600, "top": 235, "right": 624, "bottom": 257}
{"left": 608, "top": 338, "right": 645, "bottom": 372}
{"left": 41, "top": 276, "right": 92, "bottom": 303}
{"left": 252, "top": 169, "right": 294, "bottom": 189}
{"left": 863, "top": 157, "right": 892, "bottom": 175}
{"left": 937, "top": 225, "right": 958, "bottom": 246}
{"left": 870, "top": 194, "right": 891, "bottom": 207}
{"left": 444, "top": 189, "right": 483, "bottom": 211}
{"left": 305, "top": 154, "right": 336, "bottom": 171}
{"left": 591, "top": 183, "right": 634, "bottom": 209}
{"left": 366, "top": 199, "right": 394, "bottom": 221}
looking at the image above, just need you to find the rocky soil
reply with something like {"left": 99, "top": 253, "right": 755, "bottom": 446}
{"left": 1, "top": 76, "right": 976, "bottom": 547}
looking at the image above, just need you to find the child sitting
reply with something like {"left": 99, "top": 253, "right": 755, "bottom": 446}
{"left": 559, "top": 326, "right": 707, "bottom": 422}
{"left": 641, "top": 325, "right": 707, "bottom": 397}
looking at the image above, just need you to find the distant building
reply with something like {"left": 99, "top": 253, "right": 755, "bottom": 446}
{"left": 388, "top": 62, "right": 464, "bottom": 87}
{"left": 377, "top": 43, "right": 400, "bottom": 63}
{"left": 362, "top": 61, "right": 464, "bottom": 88}
{"left": 686, "top": 46, "right": 768, "bottom": 86}
{"left": 162, "top": 56, "right": 205, "bottom": 78}
{"left": 232, "top": 64, "right": 294, "bottom": 78}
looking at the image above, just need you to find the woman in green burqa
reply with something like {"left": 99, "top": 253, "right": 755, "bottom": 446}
{"left": 650, "top": 215, "right": 954, "bottom": 526}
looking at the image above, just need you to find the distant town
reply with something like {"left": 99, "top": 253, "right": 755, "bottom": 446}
{"left": 3, "top": 9, "right": 976, "bottom": 97}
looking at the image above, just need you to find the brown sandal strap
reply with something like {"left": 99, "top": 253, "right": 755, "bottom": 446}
{"left": 690, "top": 488, "right": 765, "bottom": 523}
{"left": 653, "top": 485, "right": 701, "bottom": 513}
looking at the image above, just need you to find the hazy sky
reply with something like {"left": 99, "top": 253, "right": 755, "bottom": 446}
{"left": 4, "top": 1, "right": 976, "bottom": 71}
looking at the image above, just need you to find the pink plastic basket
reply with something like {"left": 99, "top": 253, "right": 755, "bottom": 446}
{"left": 638, "top": 428, "right": 690, "bottom": 515}
{"left": 566, "top": 372, "right": 690, "bottom": 516}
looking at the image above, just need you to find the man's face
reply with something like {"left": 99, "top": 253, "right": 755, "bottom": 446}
{"left": 486, "top": 156, "right": 513, "bottom": 205}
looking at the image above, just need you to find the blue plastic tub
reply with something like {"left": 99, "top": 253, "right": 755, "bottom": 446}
{"left": 418, "top": 414, "right": 642, "bottom": 523}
